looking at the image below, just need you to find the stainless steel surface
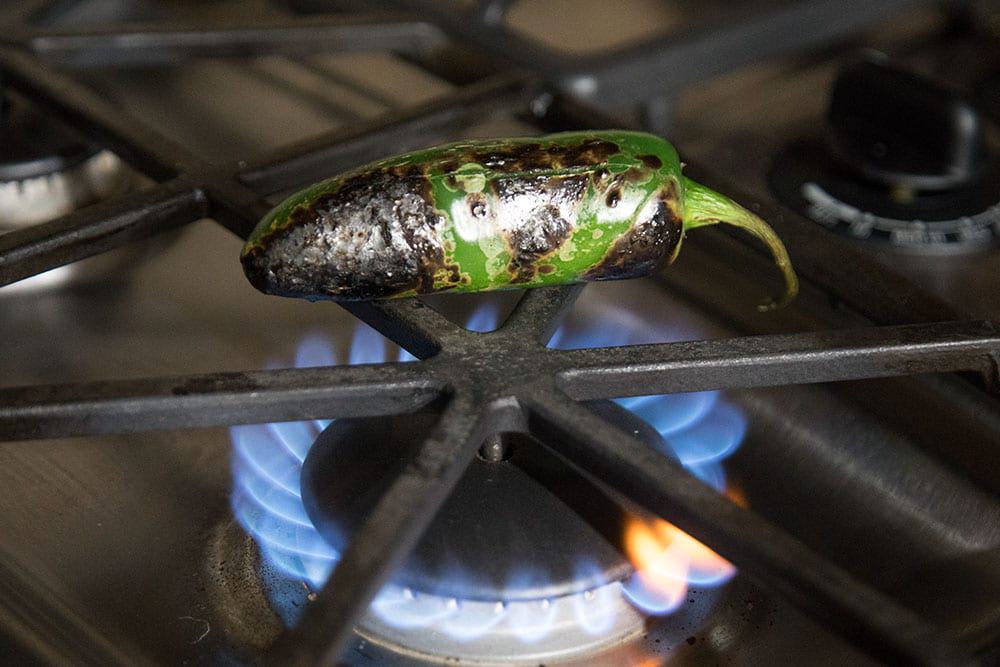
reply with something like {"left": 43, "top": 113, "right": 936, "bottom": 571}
{"left": 1, "top": 1, "right": 999, "bottom": 665}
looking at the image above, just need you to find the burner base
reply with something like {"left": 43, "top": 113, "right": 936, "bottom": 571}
{"left": 299, "top": 407, "right": 666, "bottom": 602}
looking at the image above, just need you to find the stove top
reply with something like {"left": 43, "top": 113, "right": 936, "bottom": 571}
{"left": 1, "top": 1, "right": 999, "bottom": 666}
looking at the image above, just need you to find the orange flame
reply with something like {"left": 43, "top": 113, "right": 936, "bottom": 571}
{"left": 624, "top": 517, "right": 735, "bottom": 605}
{"left": 726, "top": 482, "right": 748, "bottom": 508}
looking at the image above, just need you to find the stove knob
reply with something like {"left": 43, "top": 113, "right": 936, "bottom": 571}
{"left": 828, "top": 55, "right": 986, "bottom": 192}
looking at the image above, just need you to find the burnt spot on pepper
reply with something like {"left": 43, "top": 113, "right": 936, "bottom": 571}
{"left": 435, "top": 263, "right": 465, "bottom": 291}
{"left": 490, "top": 172, "right": 589, "bottom": 208}
{"left": 438, "top": 158, "right": 462, "bottom": 174}
{"left": 605, "top": 188, "right": 622, "bottom": 208}
{"left": 546, "top": 174, "right": 588, "bottom": 207}
{"left": 442, "top": 139, "right": 620, "bottom": 177}
{"left": 385, "top": 163, "right": 426, "bottom": 180}
{"left": 592, "top": 167, "right": 611, "bottom": 186}
{"left": 241, "top": 171, "right": 450, "bottom": 300}
{"left": 506, "top": 203, "right": 574, "bottom": 283}
{"left": 562, "top": 139, "right": 620, "bottom": 166}
{"left": 623, "top": 166, "right": 652, "bottom": 183}
{"left": 467, "top": 193, "right": 489, "bottom": 218}
{"left": 638, "top": 154, "right": 663, "bottom": 170}
{"left": 477, "top": 143, "right": 546, "bottom": 171}
{"left": 584, "top": 182, "right": 684, "bottom": 282}
{"left": 488, "top": 173, "right": 582, "bottom": 283}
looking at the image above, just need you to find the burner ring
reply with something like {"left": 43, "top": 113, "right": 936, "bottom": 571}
{"left": 0, "top": 91, "right": 132, "bottom": 229}
{"left": 0, "top": 92, "right": 99, "bottom": 183}
{"left": 300, "top": 403, "right": 667, "bottom": 602}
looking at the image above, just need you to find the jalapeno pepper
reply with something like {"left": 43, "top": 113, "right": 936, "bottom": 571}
{"left": 241, "top": 131, "right": 797, "bottom": 310}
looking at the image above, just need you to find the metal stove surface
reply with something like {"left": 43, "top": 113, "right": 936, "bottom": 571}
{"left": 1, "top": 1, "right": 1000, "bottom": 665}
{"left": 672, "top": 6, "right": 1000, "bottom": 318}
{"left": 0, "top": 230, "right": 895, "bottom": 666}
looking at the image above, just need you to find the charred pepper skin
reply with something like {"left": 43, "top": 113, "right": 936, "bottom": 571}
{"left": 241, "top": 131, "right": 798, "bottom": 310}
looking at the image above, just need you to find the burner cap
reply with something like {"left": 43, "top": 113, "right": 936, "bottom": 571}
{"left": 301, "top": 402, "right": 670, "bottom": 602}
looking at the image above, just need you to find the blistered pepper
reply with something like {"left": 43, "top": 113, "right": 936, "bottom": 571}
{"left": 242, "top": 131, "right": 797, "bottom": 310}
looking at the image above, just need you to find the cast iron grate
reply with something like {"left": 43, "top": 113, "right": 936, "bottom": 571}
{"left": 0, "top": 1, "right": 997, "bottom": 666}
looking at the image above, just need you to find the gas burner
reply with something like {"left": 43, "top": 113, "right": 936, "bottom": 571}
{"left": 0, "top": 90, "right": 135, "bottom": 292}
{"left": 302, "top": 407, "right": 657, "bottom": 602}
{"left": 0, "top": 92, "right": 128, "bottom": 227}
{"left": 298, "top": 409, "right": 649, "bottom": 661}
{"left": 228, "top": 300, "right": 745, "bottom": 664}
{"left": 770, "top": 56, "right": 1000, "bottom": 254}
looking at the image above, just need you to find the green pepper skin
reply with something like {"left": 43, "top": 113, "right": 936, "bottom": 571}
{"left": 241, "top": 131, "right": 797, "bottom": 309}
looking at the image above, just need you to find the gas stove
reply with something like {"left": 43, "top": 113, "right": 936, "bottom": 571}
{"left": 1, "top": 1, "right": 999, "bottom": 666}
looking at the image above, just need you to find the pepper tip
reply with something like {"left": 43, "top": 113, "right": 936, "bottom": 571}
{"left": 681, "top": 176, "right": 799, "bottom": 313}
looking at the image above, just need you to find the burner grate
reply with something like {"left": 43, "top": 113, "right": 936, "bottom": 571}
{"left": 0, "top": 2, "right": 998, "bottom": 666}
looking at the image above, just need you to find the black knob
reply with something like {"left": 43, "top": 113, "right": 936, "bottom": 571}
{"left": 828, "top": 55, "right": 986, "bottom": 192}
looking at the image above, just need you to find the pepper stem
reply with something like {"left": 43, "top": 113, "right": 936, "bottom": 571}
{"left": 681, "top": 176, "right": 799, "bottom": 311}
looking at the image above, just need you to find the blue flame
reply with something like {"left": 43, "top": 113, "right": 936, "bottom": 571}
{"left": 504, "top": 570, "right": 559, "bottom": 642}
{"left": 571, "top": 561, "right": 623, "bottom": 635}
{"left": 552, "top": 310, "right": 744, "bottom": 508}
{"left": 621, "top": 572, "right": 687, "bottom": 616}
{"left": 231, "top": 325, "right": 417, "bottom": 590}
{"left": 463, "top": 299, "right": 502, "bottom": 333}
{"left": 295, "top": 333, "right": 337, "bottom": 367}
{"left": 231, "top": 295, "right": 747, "bottom": 633}
{"left": 370, "top": 586, "right": 460, "bottom": 629}
{"left": 368, "top": 568, "right": 556, "bottom": 641}
{"left": 231, "top": 416, "right": 337, "bottom": 589}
